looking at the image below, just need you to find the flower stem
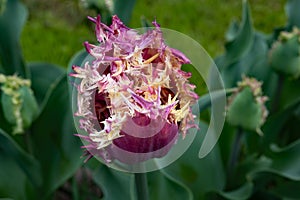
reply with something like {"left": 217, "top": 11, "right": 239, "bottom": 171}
{"left": 226, "top": 127, "right": 244, "bottom": 189}
{"left": 24, "top": 130, "right": 33, "bottom": 154}
{"left": 134, "top": 173, "right": 149, "bottom": 200}
{"left": 271, "top": 74, "right": 284, "bottom": 113}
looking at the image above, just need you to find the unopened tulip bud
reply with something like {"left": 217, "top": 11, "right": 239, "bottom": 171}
{"left": 226, "top": 76, "right": 268, "bottom": 135}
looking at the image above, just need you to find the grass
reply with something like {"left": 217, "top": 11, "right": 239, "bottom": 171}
{"left": 21, "top": 0, "right": 286, "bottom": 67}
{"left": 21, "top": 0, "right": 96, "bottom": 67}
{"left": 130, "top": 0, "right": 286, "bottom": 57}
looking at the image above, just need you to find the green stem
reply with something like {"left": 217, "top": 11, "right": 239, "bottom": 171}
{"left": 271, "top": 74, "right": 284, "bottom": 113}
{"left": 24, "top": 129, "right": 33, "bottom": 154}
{"left": 135, "top": 173, "right": 149, "bottom": 200}
{"left": 227, "top": 127, "right": 244, "bottom": 189}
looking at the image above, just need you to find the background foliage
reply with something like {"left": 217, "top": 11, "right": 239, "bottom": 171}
{"left": 21, "top": 0, "right": 286, "bottom": 66}
{"left": 0, "top": 0, "right": 299, "bottom": 199}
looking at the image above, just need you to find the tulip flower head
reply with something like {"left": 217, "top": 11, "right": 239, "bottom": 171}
{"left": 226, "top": 76, "right": 268, "bottom": 135}
{"left": 70, "top": 15, "right": 199, "bottom": 167}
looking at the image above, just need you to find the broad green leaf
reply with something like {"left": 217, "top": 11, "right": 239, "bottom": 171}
{"left": 215, "top": 59, "right": 239, "bottom": 88}
{"left": 90, "top": 161, "right": 192, "bottom": 200}
{"left": 216, "top": 182, "right": 253, "bottom": 200}
{"left": 182, "top": 64, "right": 205, "bottom": 95}
{"left": 285, "top": 0, "right": 300, "bottom": 28}
{"left": 112, "top": 0, "right": 136, "bottom": 25}
{"left": 164, "top": 121, "right": 225, "bottom": 199}
{"left": 221, "top": 0, "right": 254, "bottom": 68}
{"left": 28, "top": 62, "right": 65, "bottom": 106}
{"left": 295, "top": 104, "right": 300, "bottom": 119}
{"left": 262, "top": 96, "right": 300, "bottom": 150}
{"left": 245, "top": 139, "right": 300, "bottom": 184}
{"left": 0, "top": 151, "right": 31, "bottom": 199}
{"left": 217, "top": 122, "right": 237, "bottom": 168}
{"left": 31, "top": 75, "right": 83, "bottom": 198}
{"left": 215, "top": 1, "right": 257, "bottom": 88}
{"left": 218, "top": 32, "right": 272, "bottom": 89}
{"left": 140, "top": 16, "right": 152, "bottom": 30}
{"left": 278, "top": 79, "right": 300, "bottom": 113}
{"left": 67, "top": 49, "right": 88, "bottom": 71}
{"left": 198, "top": 88, "right": 234, "bottom": 112}
{"left": 0, "top": 128, "right": 41, "bottom": 189}
{"left": 147, "top": 171, "right": 193, "bottom": 200}
{"left": 267, "top": 140, "right": 300, "bottom": 181}
{"left": 90, "top": 162, "right": 134, "bottom": 200}
{"left": 81, "top": 0, "right": 112, "bottom": 24}
{"left": 243, "top": 32, "right": 271, "bottom": 83}
{"left": 272, "top": 181, "right": 300, "bottom": 199}
{"left": 0, "top": 0, "right": 28, "bottom": 77}
{"left": 225, "top": 20, "right": 240, "bottom": 42}
{"left": 81, "top": 0, "right": 135, "bottom": 25}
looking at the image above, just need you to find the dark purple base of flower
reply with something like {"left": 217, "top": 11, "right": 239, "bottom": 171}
{"left": 109, "top": 116, "right": 178, "bottom": 164}
{"left": 113, "top": 121, "right": 178, "bottom": 153}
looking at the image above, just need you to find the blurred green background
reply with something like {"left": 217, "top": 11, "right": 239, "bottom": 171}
{"left": 1, "top": 0, "right": 299, "bottom": 199}
{"left": 21, "top": 0, "right": 286, "bottom": 67}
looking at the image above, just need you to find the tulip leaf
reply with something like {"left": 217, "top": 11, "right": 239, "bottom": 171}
{"left": 147, "top": 171, "right": 193, "bottom": 200}
{"left": 0, "top": 0, "right": 28, "bottom": 77}
{"left": 217, "top": 32, "right": 270, "bottom": 88}
{"left": 285, "top": 0, "right": 300, "bottom": 28}
{"left": 262, "top": 99, "right": 299, "bottom": 151}
{"left": 0, "top": 151, "right": 32, "bottom": 199}
{"left": 222, "top": 0, "right": 254, "bottom": 68}
{"left": 0, "top": 128, "right": 41, "bottom": 190}
{"left": 163, "top": 121, "right": 225, "bottom": 199}
{"left": 278, "top": 79, "right": 300, "bottom": 113}
{"left": 28, "top": 62, "right": 65, "bottom": 106}
{"left": 81, "top": 0, "right": 135, "bottom": 25}
{"left": 246, "top": 139, "right": 300, "bottom": 183}
{"left": 198, "top": 89, "right": 234, "bottom": 112}
{"left": 269, "top": 177, "right": 300, "bottom": 199}
{"left": 112, "top": 0, "right": 136, "bottom": 25}
{"left": 90, "top": 162, "right": 134, "bottom": 200}
{"left": 67, "top": 49, "right": 88, "bottom": 72}
{"left": 241, "top": 32, "right": 270, "bottom": 81}
{"left": 267, "top": 140, "right": 300, "bottom": 181}
{"left": 90, "top": 161, "right": 193, "bottom": 200}
{"left": 216, "top": 182, "right": 253, "bottom": 200}
{"left": 30, "top": 75, "right": 83, "bottom": 198}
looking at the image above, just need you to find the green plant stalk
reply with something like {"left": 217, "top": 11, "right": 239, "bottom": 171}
{"left": 72, "top": 175, "right": 79, "bottom": 200}
{"left": 226, "top": 127, "right": 244, "bottom": 189}
{"left": 271, "top": 74, "right": 285, "bottom": 114}
{"left": 24, "top": 129, "right": 33, "bottom": 154}
{"left": 135, "top": 173, "right": 149, "bottom": 200}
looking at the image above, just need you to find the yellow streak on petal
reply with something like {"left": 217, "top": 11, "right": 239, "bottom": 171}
{"left": 112, "top": 61, "right": 123, "bottom": 77}
{"left": 143, "top": 53, "right": 159, "bottom": 64}
{"left": 171, "top": 101, "right": 190, "bottom": 123}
